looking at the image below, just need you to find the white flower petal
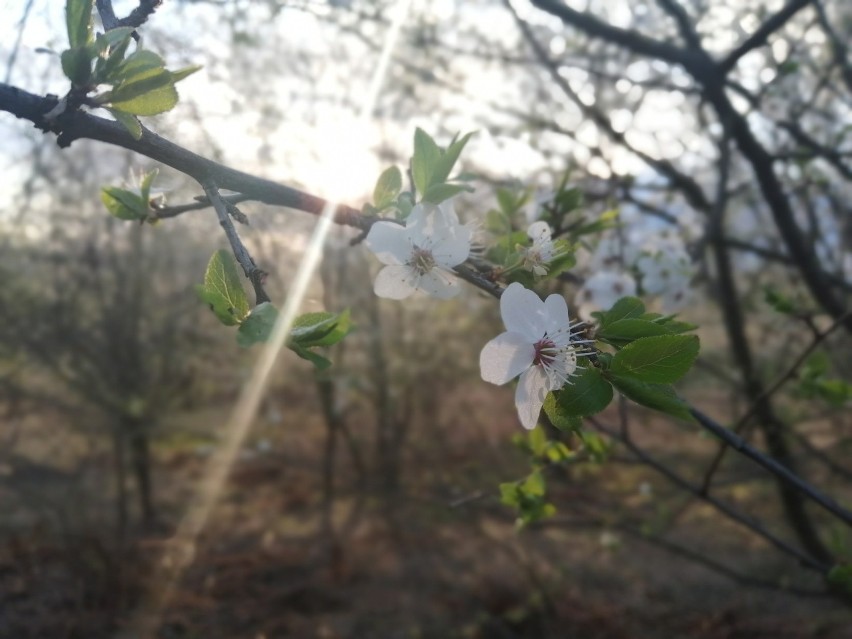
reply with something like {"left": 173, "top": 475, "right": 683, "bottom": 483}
{"left": 479, "top": 332, "right": 536, "bottom": 385}
{"left": 528, "top": 221, "right": 552, "bottom": 242}
{"left": 365, "top": 222, "right": 410, "bottom": 265}
{"left": 433, "top": 226, "right": 472, "bottom": 267}
{"left": 500, "top": 282, "right": 546, "bottom": 340}
{"left": 515, "top": 366, "right": 549, "bottom": 430}
{"left": 417, "top": 269, "right": 459, "bottom": 299}
{"left": 543, "top": 293, "right": 570, "bottom": 335}
{"left": 373, "top": 264, "right": 417, "bottom": 299}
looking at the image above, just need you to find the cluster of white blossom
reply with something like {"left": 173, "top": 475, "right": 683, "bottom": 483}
{"left": 363, "top": 194, "right": 689, "bottom": 430}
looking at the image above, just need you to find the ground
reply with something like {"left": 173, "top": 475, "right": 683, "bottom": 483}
{"left": 0, "top": 384, "right": 850, "bottom": 638}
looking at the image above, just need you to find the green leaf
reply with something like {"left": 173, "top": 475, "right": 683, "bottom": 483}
{"left": 291, "top": 309, "right": 352, "bottom": 347}
{"left": 236, "top": 302, "right": 278, "bottom": 346}
{"left": 170, "top": 64, "right": 202, "bottom": 83}
{"left": 97, "top": 27, "right": 134, "bottom": 53}
{"left": 61, "top": 47, "right": 93, "bottom": 86}
{"left": 827, "top": 565, "right": 852, "bottom": 597}
{"left": 101, "top": 67, "right": 178, "bottom": 115}
{"left": 421, "top": 182, "right": 471, "bottom": 204}
{"left": 412, "top": 128, "right": 441, "bottom": 195}
{"left": 611, "top": 334, "right": 699, "bottom": 384}
{"left": 542, "top": 393, "right": 583, "bottom": 432}
{"left": 485, "top": 230, "right": 527, "bottom": 266}
{"left": 196, "top": 249, "right": 250, "bottom": 326}
{"left": 598, "top": 318, "right": 673, "bottom": 344}
{"left": 289, "top": 342, "right": 333, "bottom": 370}
{"left": 140, "top": 168, "right": 158, "bottom": 202}
{"left": 764, "top": 285, "right": 796, "bottom": 315}
{"left": 432, "top": 131, "right": 474, "bottom": 184}
{"left": 550, "top": 365, "right": 614, "bottom": 418}
{"left": 607, "top": 374, "right": 694, "bottom": 421}
{"left": 116, "top": 50, "right": 166, "bottom": 77}
{"left": 485, "top": 209, "right": 510, "bottom": 235}
{"left": 107, "top": 108, "right": 142, "bottom": 140}
{"left": 554, "top": 186, "right": 583, "bottom": 213}
{"left": 101, "top": 186, "right": 148, "bottom": 220}
{"left": 94, "top": 32, "right": 133, "bottom": 84}
{"left": 108, "top": 82, "right": 179, "bottom": 116}
{"left": 373, "top": 166, "right": 403, "bottom": 210}
{"left": 66, "top": 0, "right": 94, "bottom": 48}
{"left": 595, "top": 296, "right": 646, "bottom": 328}
{"left": 496, "top": 188, "right": 520, "bottom": 216}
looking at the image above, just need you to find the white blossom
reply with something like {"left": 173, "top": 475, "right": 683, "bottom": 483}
{"left": 365, "top": 199, "right": 471, "bottom": 300}
{"left": 576, "top": 271, "right": 637, "bottom": 319}
{"left": 636, "top": 240, "right": 693, "bottom": 311}
{"left": 522, "top": 221, "right": 557, "bottom": 276}
{"left": 480, "top": 283, "right": 586, "bottom": 430}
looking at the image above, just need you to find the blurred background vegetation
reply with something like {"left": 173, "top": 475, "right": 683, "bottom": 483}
{"left": 0, "top": 0, "right": 850, "bottom": 637}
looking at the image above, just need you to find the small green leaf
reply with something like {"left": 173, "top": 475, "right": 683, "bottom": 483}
{"left": 543, "top": 244, "right": 576, "bottom": 279}
{"left": 542, "top": 393, "right": 583, "bottom": 432}
{"left": 611, "top": 334, "right": 699, "bottom": 384}
{"left": 412, "top": 128, "right": 441, "bottom": 195}
{"left": 598, "top": 318, "right": 673, "bottom": 344}
{"left": 66, "top": 0, "right": 94, "bottom": 48}
{"left": 432, "top": 131, "right": 474, "bottom": 184}
{"left": 373, "top": 166, "right": 403, "bottom": 209}
{"left": 140, "top": 168, "right": 158, "bottom": 202}
{"left": 197, "top": 249, "right": 250, "bottom": 326}
{"left": 289, "top": 342, "right": 333, "bottom": 370}
{"left": 485, "top": 209, "right": 510, "bottom": 235}
{"left": 607, "top": 374, "right": 694, "bottom": 421}
{"left": 291, "top": 309, "right": 352, "bottom": 347}
{"left": 97, "top": 27, "right": 134, "bottom": 53}
{"left": 170, "top": 64, "right": 202, "bottom": 84}
{"left": 108, "top": 82, "right": 179, "bottom": 116}
{"left": 764, "top": 285, "right": 797, "bottom": 315}
{"left": 94, "top": 33, "right": 133, "bottom": 84}
{"left": 107, "top": 108, "right": 142, "bottom": 140}
{"left": 595, "top": 296, "right": 645, "bottom": 328}
{"left": 827, "top": 564, "right": 852, "bottom": 597}
{"left": 236, "top": 302, "right": 278, "bottom": 346}
{"left": 550, "top": 365, "right": 614, "bottom": 418}
{"left": 116, "top": 50, "right": 166, "bottom": 77}
{"left": 101, "top": 186, "right": 148, "bottom": 220}
{"left": 101, "top": 67, "right": 178, "bottom": 115}
{"left": 421, "top": 182, "right": 470, "bottom": 204}
{"left": 61, "top": 47, "right": 93, "bottom": 86}
{"left": 496, "top": 188, "right": 521, "bottom": 216}
{"left": 554, "top": 186, "right": 583, "bottom": 213}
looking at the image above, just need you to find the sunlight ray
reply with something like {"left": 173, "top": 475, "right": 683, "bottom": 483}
{"left": 118, "top": 1, "right": 414, "bottom": 636}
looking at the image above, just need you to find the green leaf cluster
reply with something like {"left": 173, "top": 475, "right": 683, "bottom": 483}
{"left": 543, "top": 297, "right": 699, "bottom": 424}
{"left": 512, "top": 426, "right": 573, "bottom": 464}
{"left": 100, "top": 168, "right": 158, "bottom": 221}
{"left": 499, "top": 470, "right": 556, "bottom": 527}
{"left": 61, "top": 0, "right": 200, "bottom": 138}
{"left": 411, "top": 129, "right": 475, "bottom": 204}
{"left": 797, "top": 352, "right": 852, "bottom": 407}
{"left": 195, "top": 251, "right": 351, "bottom": 368}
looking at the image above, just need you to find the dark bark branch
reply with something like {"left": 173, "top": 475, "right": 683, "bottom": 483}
{"left": 589, "top": 418, "right": 830, "bottom": 574}
{"left": 719, "top": 0, "right": 814, "bottom": 75}
{"left": 529, "top": 0, "right": 709, "bottom": 74}
{"left": 654, "top": 0, "right": 702, "bottom": 50}
{"left": 0, "top": 82, "right": 367, "bottom": 230}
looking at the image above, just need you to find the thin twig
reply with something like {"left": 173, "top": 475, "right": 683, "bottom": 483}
{"left": 200, "top": 178, "right": 270, "bottom": 305}
{"left": 700, "top": 311, "right": 852, "bottom": 492}
{"left": 589, "top": 417, "right": 830, "bottom": 574}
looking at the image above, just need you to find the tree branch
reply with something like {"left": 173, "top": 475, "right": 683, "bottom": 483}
{"left": 718, "top": 0, "right": 814, "bottom": 75}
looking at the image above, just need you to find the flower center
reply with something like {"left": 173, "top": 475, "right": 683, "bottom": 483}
{"left": 409, "top": 246, "right": 436, "bottom": 274}
{"left": 532, "top": 335, "right": 578, "bottom": 390}
{"left": 533, "top": 338, "right": 556, "bottom": 366}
